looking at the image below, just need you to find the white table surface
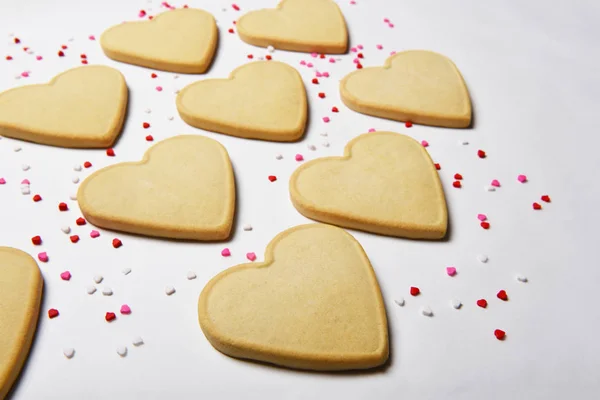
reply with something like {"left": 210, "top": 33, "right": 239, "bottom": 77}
{"left": 1, "top": 0, "right": 599, "bottom": 399}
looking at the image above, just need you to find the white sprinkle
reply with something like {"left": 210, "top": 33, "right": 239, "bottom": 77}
{"left": 307, "top": 144, "right": 317, "bottom": 151}
{"left": 69, "top": 193, "right": 77, "bottom": 200}
{"left": 61, "top": 226, "right": 71, "bottom": 234}
{"left": 461, "top": 140, "right": 469, "bottom": 145}
{"left": 15, "top": 75, "right": 21, "bottom": 80}
{"left": 21, "top": 186, "right": 30, "bottom": 195}
{"left": 63, "top": 348, "right": 75, "bottom": 359}
{"left": 72, "top": 176, "right": 80, "bottom": 184}
{"left": 322, "top": 141, "right": 330, "bottom": 147}
{"left": 132, "top": 336, "right": 144, "bottom": 346}
{"left": 394, "top": 297, "right": 405, "bottom": 307}
{"left": 486, "top": 185, "right": 496, "bottom": 192}
{"left": 320, "top": 132, "right": 328, "bottom": 137}
{"left": 173, "top": 74, "right": 179, "bottom": 79}
{"left": 73, "top": 164, "right": 82, "bottom": 171}
{"left": 102, "top": 287, "right": 113, "bottom": 296}
{"left": 86, "top": 286, "right": 96, "bottom": 295}
{"left": 243, "top": 224, "right": 253, "bottom": 231}
{"left": 19, "top": 183, "right": 29, "bottom": 189}
{"left": 13, "top": 145, "right": 21, "bottom": 152}
{"left": 116, "top": 346, "right": 127, "bottom": 357}
{"left": 144, "top": 108, "right": 151, "bottom": 113}
{"left": 26, "top": 49, "right": 34, "bottom": 55}
{"left": 168, "top": 116, "right": 174, "bottom": 121}
{"left": 477, "top": 254, "right": 489, "bottom": 263}
{"left": 275, "top": 154, "right": 283, "bottom": 160}
{"left": 165, "top": 286, "right": 176, "bottom": 295}
{"left": 257, "top": 56, "right": 265, "bottom": 61}
{"left": 21, "top": 164, "right": 30, "bottom": 171}
{"left": 516, "top": 274, "right": 528, "bottom": 283}
{"left": 451, "top": 299, "right": 462, "bottom": 309}
{"left": 93, "top": 275, "right": 103, "bottom": 284}
{"left": 421, "top": 306, "right": 434, "bottom": 317}
{"left": 187, "top": 271, "right": 197, "bottom": 280}
{"left": 122, "top": 267, "right": 132, "bottom": 275}
{"left": 267, "top": 45, "right": 275, "bottom": 53}
{"left": 68, "top": 37, "right": 74, "bottom": 42}
{"left": 221, "top": 7, "right": 227, "bottom": 12}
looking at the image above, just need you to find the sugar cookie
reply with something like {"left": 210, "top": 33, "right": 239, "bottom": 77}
{"left": 101, "top": 8, "right": 217, "bottom": 73}
{"left": 78, "top": 135, "right": 235, "bottom": 241}
{"left": 0, "top": 66, "right": 127, "bottom": 148}
{"left": 290, "top": 132, "right": 448, "bottom": 239}
{"left": 340, "top": 50, "right": 472, "bottom": 128}
{"left": 0, "top": 247, "right": 43, "bottom": 400}
{"left": 198, "top": 224, "right": 388, "bottom": 371}
{"left": 237, "top": 0, "right": 348, "bottom": 54}
{"left": 177, "top": 61, "right": 307, "bottom": 141}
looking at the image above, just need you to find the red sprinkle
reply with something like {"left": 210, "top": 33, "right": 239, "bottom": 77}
{"left": 81, "top": 60, "right": 88, "bottom": 65}
{"left": 494, "top": 329, "right": 506, "bottom": 340}
{"left": 105, "top": 312, "right": 116, "bottom": 322}
{"left": 6, "top": 55, "right": 13, "bottom": 60}
{"left": 70, "top": 235, "right": 80, "bottom": 243}
{"left": 247, "top": 54, "right": 253, "bottom": 59}
{"left": 31, "top": 235, "right": 42, "bottom": 245}
{"left": 434, "top": 163, "right": 441, "bottom": 170}
{"left": 454, "top": 173, "right": 463, "bottom": 180}
{"left": 145, "top": 135, "right": 154, "bottom": 141}
{"left": 139, "top": 10, "right": 147, "bottom": 17}
{"left": 312, "top": 78, "right": 319, "bottom": 84}
{"left": 32, "top": 194, "right": 42, "bottom": 202}
{"left": 61, "top": 45, "right": 68, "bottom": 50}
{"left": 477, "top": 149, "right": 486, "bottom": 158}
{"left": 356, "top": 63, "right": 363, "bottom": 69}
{"left": 533, "top": 202, "right": 542, "bottom": 210}
{"left": 76, "top": 217, "right": 86, "bottom": 226}
{"left": 232, "top": 4, "right": 240, "bottom": 11}
{"left": 318, "top": 92, "right": 326, "bottom": 99}
{"left": 480, "top": 221, "right": 490, "bottom": 229}
{"left": 48, "top": 308, "right": 59, "bottom": 319}
{"left": 331, "top": 107, "right": 339, "bottom": 112}
{"left": 265, "top": 55, "right": 272, "bottom": 60}
{"left": 106, "top": 148, "right": 115, "bottom": 157}
{"left": 58, "top": 50, "right": 65, "bottom": 57}
{"left": 405, "top": 121, "right": 413, "bottom": 128}
{"left": 452, "top": 181, "right": 462, "bottom": 188}
{"left": 268, "top": 175, "right": 277, "bottom": 182}
{"left": 357, "top": 53, "right": 364, "bottom": 59}
{"left": 14, "top": 38, "right": 21, "bottom": 44}
{"left": 410, "top": 286, "right": 420, "bottom": 296}
{"left": 80, "top": 54, "right": 87, "bottom": 59}
{"left": 228, "top": 28, "right": 235, "bottom": 34}
{"left": 83, "top": 161, "right": 92, "bottom": 168}
{"left": 541, "top": 195, "right": 551, "bottom": 203}
{"left": 143, "top": 122, "right": 150, "bottom": 129}
{"left": 476, "top": 299, "right": 488, "bottom": 308}
{"left": 59, "top": 202, "right": 68, "bottom": 211}
{"left": 112, "top": 238, "right": 122, "bottom": 248}
{"left": 151, "top": 73, "right": 157, "bottom": 78}
{"left": 497, "top": 290, "right": 508, "bottom": 301}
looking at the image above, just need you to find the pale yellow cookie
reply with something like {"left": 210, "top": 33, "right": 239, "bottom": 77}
{"left": 177, "top": 61, "right": 307, "bottom": 141}
{"left": 198, "top": 223, "right": 388, "bottom": 371}
{"left": 237, "top": 0, "right": 348, "bottom": 54}
{"left": 0, "top": 247, "right": 43, "bottom": 400}
{"left": 78, "top": 135, "right": 235, "bottom": 241}
{"left": 0, "top": 66, "right": 127, "bottom": 148}
{"left": 290, "top": 132, "right": 447, "bottom": 239}
{"left": 101, "top": 8, "right": 217, "bottom": 73}
{"left": 340, "top": 50, "right": 472, "bottom": 128}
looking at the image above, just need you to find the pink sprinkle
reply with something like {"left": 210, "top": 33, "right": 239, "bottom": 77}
{"left": 384, "top": 18, "right": 390, "bottom": 23}
{"left": 353, "top": 58, "right": 359, "bottom": 64}
{"left": 90, "top": 230, "right": 100, "bottom": 238}
{"left": 421, "top": 140, "right": 429, "bottom": 147}
{"left": 38, "top": 252, "right": 48, "bottom": 262}
{"left": 36, "top": 55, "right": 42, "bottom": 60}
{"left": 306, "top": 62, "right": 313, "bottom": 68}
{"left": 221, "top": 248, "right": 231, "bottom": 257}
{"left": 246, "top": 252, "right": 257, "bottom": 262}
{"left": 156, "top": 86, "right": 163, "bottom": 92}
{"left": 295, "top": 154, "right": 304, "bottom": 162}
{"left": 120, "top": 304, "right": 131, "bottom": 314}
{"left": 310, "top": 52, "right": 318, "bottom": 58}
{"left": 322, "top": 72, "right": 329, "bottom": 77}
{"left": 88, "top": 35, "right": 96, "bottom": 40}
{"left": 389, "top": 23, "right": 395, "bottom": 28}
{"left": 322, "top": 117, "right": 330, "bottom": 123}
{"left": 351, "top": 47, "right": 357, "bottom": 53}
{"left": 232, "top": 4, "right": 240, "bottom": 11}
{"left": 517, "top": 174, "right": 527, "bottom": 183}
{"left": 376, "top": 44, "right": 383, "bottom": 50}
{"left": 350, "top": 0, "right": 356, "bottom": 4}
{"left": 0, "top": 178, "right": 5, "bottom": 185}
{"left": 60, "top": 271, "right": 71, "bottom": 281}
{"left": 21, "top": 179, "right": 30, "bottom": 185}
{"left": 21, "top": 71, "right": 29, "bottom": 77}
{"left": 491, "top": 179, "right": 501, "bottom": 187}
{"left": 390, "top": 51, "right": 397, "bottom": 56}
{"left": 446, "top": 266, "right": 457, "bottom": 276}
{"left": 368, "top": 128, "right": 376, "bottom": 132}
{"left": 328, "top": 57, "right": 336, "bottom": 63}
{"left": 316, "top": 71, "right": 323, "bottom": 77}
{"left": 357, "top": 45, "right": 363, "bottom": 50}
{"left": 300, "top": 60, "right": 306, "bottom": 65}
{"left": 477, "top": 214, "right": 487, "bottom": 221}
{"left": 138, "top": 10, "right": 146, "bottom": 18}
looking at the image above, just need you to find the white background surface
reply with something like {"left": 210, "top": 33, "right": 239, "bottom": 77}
{"left": 1, "top": 0, "right": 599, "bottom": 399}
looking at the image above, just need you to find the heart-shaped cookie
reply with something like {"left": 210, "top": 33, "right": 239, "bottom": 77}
{"left": 78, "top": 135, "right": 235, "bottom": 240}
{"left": 0, "top": 247, "right": 43, "bottom": 400}
{"left": 0, "top": 65, "right": 127, "bottom": 148}
{"left": 237, "top": 0, "right": 348, "bottom": 54}
{"left": 340, "top": 50, "right": 472, "bottom": 128}
{"left": 198, "top": 224, "right": 388, "bottom": 371}
{"left": 177, "top": 61, "right": 307, "bottom": 141}
{"left": 101, "top": 8, "right": 217, "bottom": 73}
{"left": 290, "top": 132, "right": 448, "bottom": 239}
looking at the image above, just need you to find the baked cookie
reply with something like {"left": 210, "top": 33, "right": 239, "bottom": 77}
{"left": 78, "top": 135, "right": 235, "bottom": 241}
{"left": 340, "top": 50, "right": 472, "bottom": 128}
{"left": 101, "top": 8, "right": 217, "bottom": 73}
{"left": 290, "top": 132, "right": 447, "bottom": 239}
{"left": 198, "top": 223, "right": 388, "bottom": 371}
{"left": 0, "top": 65, "right": 127, "bottom": 148}
{"left": 176, "top": 61, "right": 307, "bottom": 141}
{"left": 0, "top": 247, "right": 43, "bottom": 400}
{"left": 237, "top": 0, "right": 348, "bottom": 54}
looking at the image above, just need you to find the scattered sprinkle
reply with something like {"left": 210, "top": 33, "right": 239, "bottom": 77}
{"left": 533, "top": 202, "right": 542, "bottom": 210}
{"left": 76, "top": 217, "right": 86, "bottom": 226}
{"left": 83, "top": 161, "right": 92, "bottom": 168}
{"left": 516, "top": 274, "right": 528, "bottom": 283}
{"left": 73, "top": 164, "right": 82, "bottom": 172}
{"left": 187, "top": 271, "right": 197, "bottom": 280}
{"left": 541, "top": 195, "right": 551, "bottom": 203}
{"left": 93, "top": 275, "right": 103, "bottom": 284}
{"left": 275, "top": 154, "right": 283, "bottom": 160}
{"left": 477, "top": 214, "right": 487, "bottom": 221}
{"left": 517, "top": 174, "right": 527, "bottom": 183}
{"left": 22, "top": 164, "right": 30, "bottom": 171}
{"left": 454, "top": 173, "right": 463, "bottom": 180}
{"left": 246, "top": 252, "right": 257, "bottom": 262}
{"left": 61, "top": 226, "right": 71, "bottom": 234}
{"left": 410, "top": 286, "right": 420, "bottom": 296}
{"left": 165, "top": 286, "right": 176, "bottom": 296}
{"left": 31, "top": 235, "right": 42, "bottom": 245}
{"left": 421, "top": 306, "right": 433, "bottom": 317}
{"left": 69, "top": 235, "right": 79, "bottom": 243}
{"left": 21, "top": 186, "right": 30, "bottom": 195}
{"left": 32, "top": 194, "right": 42, "bottom": 201}
{"left": 132, "top": 336, "right": 144, "bottom": 346}
{"left": 63, "top": 348, "right": 75, "bottom": 359}
{"left": 295, "top": 154, "right": 304, "bottom": 162}
{"left": 491, "top": 179, "right": 500, "bottom": 187}
{"left": 117, "top": 346, "right": 127, "bottom": 357}
{"left": 120, "top": 304, "right": 131, "bottom": 314}
{"left": 394, "top": 297, "right": 405, "bottom": 307}
{"left": 86, "top": 286, "right": 96, "bottom": 295}
{"left": 322, "top": 116, "right": 330, "bottom": 123}
{"left": 243, "top": 224, "right": 253, "bottom": 231}
{"left": 90, "top": 230, "right": 100, "bottom": 238}
{"left": 122, "top": 268, "right": 132, "bottom": 275}
{"left": 452, "top": 181, "right": 462, "bottom": 188}
{"left": 48, "top": 308, "right": 59, "bottom": 319}
{"left": 451, "top": 299, "right": 462, "bottom": 309}
{"left": 221, "top": 248, "right": 231, "bottom": 257}
{"left": 494, "top": 329, "right": 506, "bottom": 340}
{"left": 497, "top": 290, "right": 508, "bottom": 301}
{"left": 405, "top": 121, "right": 413, "bottom": 128}
{"left": 155, "top": 86, "right": 163, "bottom": 92}
{"left": 267, "top": 45, "right": 274, "bottom": 53}
{"left": 307, "top": 144, "right": 316, "bottom": 151}
{"left": 72, "top": 177, "right": 80, "bottom": 184}
{"left": 112, "top": 238, "right": 122, "bottom": 248}
{"left": 60, "top": 271, "right": 71, "bottom": 281}
{"left": 476, "top": 299, "right": 488, "bottom": 308}
{"left": 480, "top": 221, "right": 490, "bottom": 229}
{"left": 13, "top": 145, "right": 22, "bottom": 152}
{"left": 268, "top": 175, "right": 277, "bottom": 182}
{"left": 421, "top": 140, "right": 429, "bottom": 147}
{"left": 0, "top": 178, "right": 5, "bottom": 185}
{"left": 477, "top": 254, "right": 489, "bottom": 263}
{"left": 446, "top": 266, "right": 457, "bottom": 276}
{"left": 477, "top": 149, "right": 486, "bottom": 158}
{"left": 105, "top": 312, "right": 116, "bottom": 322}
{"left": 38, "top": 252, "right": 49, "bottom": 262}
{"left": 102, "top": 287, "right": 113, "bottom": 296}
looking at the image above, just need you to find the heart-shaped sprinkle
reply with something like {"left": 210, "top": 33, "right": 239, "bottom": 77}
{"left": 533, "top": 202, "right": 542, "bottom": 210}
{"left": 421, "top": 306, "right": 433, "bottom": 317}
{"left": 446, "top": 266, "right": 457, "bottom": 276}
{"left": 63, "top": 348, "right": 75, "bottom": 359}
{"left": 477, "top": 214, "right": 487, "bottom": 221}
{"left": 112, "top": 238, "right": 122, "bottom": 248}
{"left": 90, "top": 230, "right": 100, "bottom": 238}
{"left": 93, "top": 275, "right": 103, "bottom": 284}
{"left": 486, "top": 185, "right": 496, "bottom": 192}
{"left": 451, "top": 299, "right": 462, "bottom": 309}
{"left": 38, "top": 252, "right": 48, "bottom": 262}
{"left": 187, "top": 271, "right": 197, "bottom": 280}
{"left": 477, "top": 149, "right": 486, "bottom": 158}
{"left": 477, "top": 254, "right": 489, "bottom": 263}
{"left": 132, "top": 336, "right": 144, "bottom": 346}
{"left": 453, "top": 181, "right": 462, "bottom": 188}
{"left": 421, "top": 140, "right": 429, "bottom": 147}
{"left": 322, "top": 117, "right": 330, "bottom": 123}
{"left": 480, "top": 221, "right": 490, "bottom": 229}
{"left": 435, "top": 163, "right": 441, "bottom": 170}
{"left": 476, "top": 299, "right": 488, "bottom": 308}
{"left": 31, "top": 235, "right": 42, "bottom": 245}
{"left": 295, "top": 154, "right": 304, "bottom": 162}
{"left": 268, "top": 175, "right": 277, "bottom": 182}
{"left": 48, "top": 308, "right": 59, "bottom": 318}
{"left": 491, "top": 179, "right": 500, "bottom": 187}
{"left": 517, "top": 174, "right": 527, "bottom": 183}
{"left": 33, "top": 194, "right": 43, "bottom": 202}
{"left": 246, "top": 252, "right": 257, "bottom": 261}
{"left": 76, "top": 217, "right": 86, "bottom": 226}
{"left": 331, "top": 106, "right": 339, "bottom": 112}
{"left": 0, "top": 178, "right": 6, "bottom": 185}
{"left": 86, "top": 286, "right": 96, "bottom": 295}
{"left": 454, "top": 173, "right": 463, "bottom": 180}
{"left": 410, "top": 286, "right": 420, "bottom": 296}
{"left": 516, "top": 274, "right": 528, "bottom": 283}
{"left": 116, "top": 346, "right": 127, "bottom": 357}
{"left": 221, "top": 248, "right": 231, "bottom": 257}
{"left": 541, "top": 195, "right": 551, "bottom": 203}
{"left": 120, "top": 304, "right": 131, "bottom": 314}
{"left": 394, "top": 297, "right": 405, "bottom": 306}
{"left": 494, "top": 329, "right": 506, "bottom": 340}
{"left": 405, "top": 121, "right": 413, "bottom": 128}
{"left": 102, "top": 287, "right": 113, "bottom": 296}
{"left": 70, "top": 235, "right": 79, "bottom": 243}
{"left": 105, "top": 312, "right": 116, "bottom": 322}
{"left": 165, "top": 286, "right": 176, "bottom": 295}
{"left": 60, "top": 271, "right": 71, "bottom": 281}
{"left": 497, "top": 290, "right": 508, "bottom": 301}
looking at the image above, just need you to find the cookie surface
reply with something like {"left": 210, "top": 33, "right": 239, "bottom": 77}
{"left": 290, "top": 132, "right": 448, "bottom": 239}
{"left": 198, "top": 223, "right": 388, "bottom": 371}
{"left": 177, "top": 61, "right": 307, "bottom": 141}
{"left": 0, "top": 247, "right": 43, "bottom": 400}
{"left": 340, "top": 50, "right": 472, "bottom": 128}
{"left": 237, "top": 0, "right": 348, "bottom": 54}
{"left": 78, "top": 135, "right": 235, "bottom": 241}
{"left": 101, "top": 8, "right": 217, "bottom": 73}
{"left": 0, "top": 66, "right": 127, "bottom": 148}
